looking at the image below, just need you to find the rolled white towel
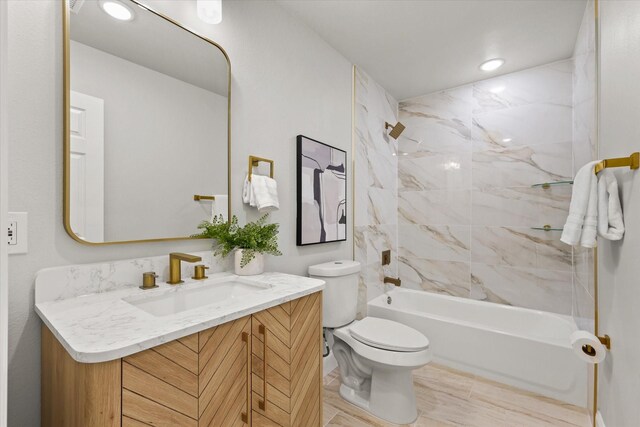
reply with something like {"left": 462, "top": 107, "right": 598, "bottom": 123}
{"left": 561, "top": 160, "right": 600, "bottom": 247}
{"left": 251, "top": 174, "right": 279, "bottom": 213}
{"left": 597, "top": 169, "right": 624, "bottom": 240}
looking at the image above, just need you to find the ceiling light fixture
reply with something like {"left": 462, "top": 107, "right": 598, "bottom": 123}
{"left": 490, "top": 85, "right": 505, "bottom": 94}
{"left": 197, "top": 0, "right": 222, "bottom": 24}
{"left": 480, "top": 58, "right": 505, "bottom": 72}
{"left": 99, "top": 0, "right": 134, "bottom": 21}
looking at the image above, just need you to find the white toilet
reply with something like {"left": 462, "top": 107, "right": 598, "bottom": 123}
{"left": 309, "top": 260, "right": 431, "bottom": 425}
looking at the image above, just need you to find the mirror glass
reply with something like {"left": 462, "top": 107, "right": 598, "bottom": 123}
{"left": 66, "top": 0, "right": 229, "bottom": 243}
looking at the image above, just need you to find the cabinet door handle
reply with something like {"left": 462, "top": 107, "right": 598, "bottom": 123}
{"left": 259, "top": 324, "right": 267, "bottom": 411}
{"left": 241, "top": 331, "right": 249, "bottom": 424}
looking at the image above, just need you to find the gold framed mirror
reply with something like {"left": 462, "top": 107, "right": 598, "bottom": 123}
{"left": 63, "top": 0, "right": 231, "bottom": 245}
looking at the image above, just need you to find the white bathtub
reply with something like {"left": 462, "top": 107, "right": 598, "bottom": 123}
{"left": 368, "top": 288, "right": 587, "bottom": 407}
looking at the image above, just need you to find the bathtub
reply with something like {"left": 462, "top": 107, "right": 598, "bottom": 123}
{"left": 367, "top": 288, "right": 587, "bottom": 407}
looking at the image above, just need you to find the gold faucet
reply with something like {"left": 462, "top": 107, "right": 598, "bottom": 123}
{"left": 168, "top": 253, "right": 202, "bottom": 285}
{"left": 384, "top": 276, "right": 402, "bottom": 287}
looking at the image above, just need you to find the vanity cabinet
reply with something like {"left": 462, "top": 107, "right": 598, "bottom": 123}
{"left": 41, "top": 292, "right": 322, "bottom": 427}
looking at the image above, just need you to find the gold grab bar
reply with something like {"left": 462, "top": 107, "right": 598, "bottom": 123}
{"left": 248, "top": 156, "right": 274, "bottom": 181}
{"left": 594, "top": 152, "right": 639, "bottom": 174}
{"left": 193, "top": 195, "right": 216, "bottom": 201}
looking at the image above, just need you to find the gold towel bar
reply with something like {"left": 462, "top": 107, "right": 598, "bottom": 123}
{"left": 594, "top": 152, "right": 639, "bottom": 174}
{"left": 193, "top": 195, "right": 215, "bottom": 201}
{"left": 248, "top": 155, "right": 274, "bottom": 181}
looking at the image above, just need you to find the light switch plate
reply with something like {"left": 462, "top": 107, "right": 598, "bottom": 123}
{"left": 8, "top": 212, "right": 28, "bottom": 255}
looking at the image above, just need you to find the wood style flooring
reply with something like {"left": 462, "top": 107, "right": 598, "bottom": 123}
{"left": 323, "top": 364, "right": 591, "bottom": 427}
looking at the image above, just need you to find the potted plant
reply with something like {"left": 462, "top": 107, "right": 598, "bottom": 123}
{"left": 194, "top": 214, "right": 282, "bottom": 276}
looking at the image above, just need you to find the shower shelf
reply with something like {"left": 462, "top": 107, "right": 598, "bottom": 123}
{"left": 530, "top": 180, "right": 573, "bottom": 189}
{"left": 531, "top": 225, "right": 563, "bottom": 231}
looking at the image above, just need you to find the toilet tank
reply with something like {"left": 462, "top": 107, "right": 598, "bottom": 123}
{"left": 308, "top": 260, "right": 361, "bottom": 328}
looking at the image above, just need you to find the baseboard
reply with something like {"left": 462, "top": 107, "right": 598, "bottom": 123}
{"left": 595, "top": 411, "right": 605, "bottom": 427}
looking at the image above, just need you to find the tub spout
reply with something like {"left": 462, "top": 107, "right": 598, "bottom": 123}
{"left": 384, "top": 276, "right": 401, "bottom": 287}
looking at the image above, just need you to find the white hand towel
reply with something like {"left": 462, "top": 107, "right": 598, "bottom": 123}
{"left": 250, "top": 174, "right": 279, "bottom": 213}
{"left": 242, "top": 174, "right": 256, "bottom": 207}
{"left": 580, "top": 171, "right": 598, "bottom": 248}
{"left": 561, "top": 160, "right": 600, "bottom": 247}
{"left": 597, "top": 169, "right": 624, "bottom": 240}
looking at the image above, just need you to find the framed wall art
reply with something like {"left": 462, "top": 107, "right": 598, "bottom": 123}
{"left": 296, "top": 135, "right": 347, "bottom": 246}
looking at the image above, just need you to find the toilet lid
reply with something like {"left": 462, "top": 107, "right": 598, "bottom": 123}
{"left": 349, "top": 317, "right": 429, "bottom": 352}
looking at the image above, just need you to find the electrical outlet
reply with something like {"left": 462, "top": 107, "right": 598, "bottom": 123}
{"left": 7, "top": 212, "right": 28, "bottom": 255}
{"left": 381, "top": 250, "right": 391, "bottom": 266}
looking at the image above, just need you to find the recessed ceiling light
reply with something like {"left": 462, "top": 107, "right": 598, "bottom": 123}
{"left": 502, "top": 138, "right": 512, "bottom": 143}
{"left": 490, "top": 85, "right": 505, "bottom": 94}
{"left": 480, "top": 58, "right": 505, "bottom": 72}
{"left": 99, "top": 0, "right": 134, "bottom": 21}
{"left": 197, "top": 0, "right": 222, "bottom": 25}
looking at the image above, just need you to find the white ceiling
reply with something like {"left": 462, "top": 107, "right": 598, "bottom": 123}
{"left": 277, "top": 0, "right": 587, "bottom": 100}
{"left": 71, "top": 0, "right": 228, "bottom": 96}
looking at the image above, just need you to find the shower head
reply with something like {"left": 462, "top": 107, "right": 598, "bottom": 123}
{"left": 385, "top": 121, "right": 406, "bottom": 140}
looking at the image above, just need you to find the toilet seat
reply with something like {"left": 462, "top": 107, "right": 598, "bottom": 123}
{"left": 333, "top": 318, "right": 432, "bottom": 368}
{"left": 349, "top": 317, "right": 429, "bottom": 352}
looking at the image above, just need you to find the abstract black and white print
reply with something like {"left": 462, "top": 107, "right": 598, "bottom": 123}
{"left": 297, "top": 135, "right": 347, "bottom": 245}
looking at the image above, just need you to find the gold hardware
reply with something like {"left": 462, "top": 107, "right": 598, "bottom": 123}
{"left": 241, "top": 331, "right": 250, "bottom": 424}
{"left": 248, "top": 156, "right": 274, "bottom": 182}
{"left": 385, "top": 121, "right": 406, "bottom": 140}
{"left": 381, "top": 250, "right": 391, "bottom": 266}
{"left": 140, "top": 272, "right": 159, "bottom": 290}
{"left": 594, "top": 152, "right": 640, "bottom": 174}
{"left": 193, "top": 195, "right": 216, "bottom": 201}
{"left": 384, "top": 276, "right": 402, "bottom": 287}
{"left": 259, "top": 324, "right": 267, "bottom": 411}
{"left": 542, "top": 183, "right": 550, "bottom": 189}
{"left": 582, "top": 344, "right": 597, "bottom": 357}
{"left": 192, "top": 264, "right": 209, "bottom": 280}
{"left": 62, "top": 0, "right": 232, "bottom": 245}
{"left": 543, "top": 224, "right": 551, "bottom": 231}
{"left": 598, "top": 334, "right": 611, "bottom": 350}
{"left": 168, "top": 253, "right": 202, "bottom": 285}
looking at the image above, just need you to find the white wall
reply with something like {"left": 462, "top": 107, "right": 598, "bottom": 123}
{"left": 71, "top": 40, "right": 227, "bottom": 241}
{"left": 6, "top": 1, "right": 352, "bottom": 425}
{"left": 0, "top": 1, "right": 9, "bottom": 425}
{"left": 597, "top": 1, "right": 640, "bottom": 426}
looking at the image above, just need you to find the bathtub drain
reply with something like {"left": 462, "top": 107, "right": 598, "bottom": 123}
{"left": 387, "top": 296, "right": 392, "bottom": 305}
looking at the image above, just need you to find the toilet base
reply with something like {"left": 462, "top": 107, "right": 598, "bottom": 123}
{"left": 338, "top": 366, "right": 419, "bottom": 425}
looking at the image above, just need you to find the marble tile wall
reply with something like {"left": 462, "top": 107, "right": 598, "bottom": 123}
{"left": 572, "top": 0, "right": 597, "bottom": 334}
{"left": 398, "top": 60, "right": 576, "bottom": 314}
{"left": 353, "top": 67, "right": 399, "bottom": 318}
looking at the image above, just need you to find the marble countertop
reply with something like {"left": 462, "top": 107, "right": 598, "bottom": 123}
{"left": 35, "top": 272, "right": 324, "bottom": 363}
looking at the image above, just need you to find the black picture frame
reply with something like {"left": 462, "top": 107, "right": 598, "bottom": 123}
{"left": 296, "top": 135, "right": 348, "bottom": 246}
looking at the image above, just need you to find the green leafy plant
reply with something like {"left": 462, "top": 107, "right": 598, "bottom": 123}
{"left": 193, "top": 214, "right": 282, "bottom": 267}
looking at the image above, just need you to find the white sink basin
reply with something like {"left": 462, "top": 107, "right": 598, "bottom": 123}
{"left": 124, "top": 277, "right": 272, "bottom": 317}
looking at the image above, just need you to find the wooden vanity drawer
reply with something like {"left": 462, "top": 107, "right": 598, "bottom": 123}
{"left": 122, "top": 333, "right": 199, "bottom": 426}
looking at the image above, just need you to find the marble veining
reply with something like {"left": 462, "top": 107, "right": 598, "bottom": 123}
{"left": 36, "top": 261, "right": 324, "bottom": 363}
{"left": 354, "top": 67, "right": 399, "bottom": 317}
{"left": 398, "top": 60, "right": 575, "bottom": 315}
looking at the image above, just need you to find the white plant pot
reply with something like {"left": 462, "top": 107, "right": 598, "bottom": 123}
{"left": 234, "top": 250, "right": 264, "bottom": 276}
